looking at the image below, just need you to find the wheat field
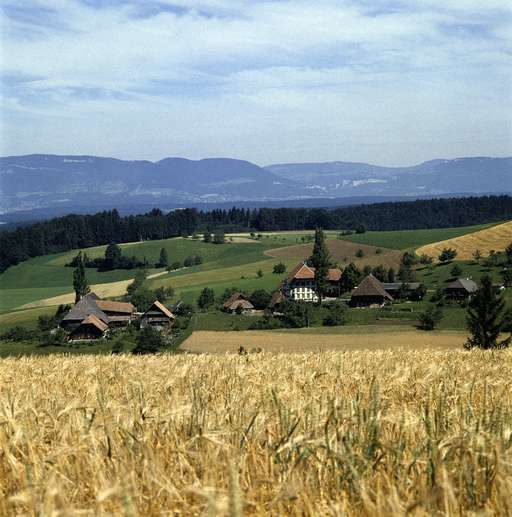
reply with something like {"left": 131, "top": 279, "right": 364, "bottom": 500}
{"left": 416, "top": 220, "right": 512, "bottom": 260}
{"left": 1, "top": 351, "right": 512, "bottom": 516}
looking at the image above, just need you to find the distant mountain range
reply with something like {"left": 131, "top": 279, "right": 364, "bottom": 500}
{"left": 1, "top": 154, "right": 510, "bottom": 216}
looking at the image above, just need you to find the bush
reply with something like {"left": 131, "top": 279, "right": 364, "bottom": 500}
{"left": 167, "top": 261, "right": 181, "bottom": 271}
{"left": 418, "top": 306, "right": 444, "bottom": 330}
{"left": 1, "top": 326, "right": 35, "bottom": 342}
{"left": 323, "top": 301, "right": 347, "bottom": 326}
{"left": 132, "top": 326, "right": 165, "bottom": 355}
{"left": 197, "top": 287, "right": 215, "bottom": 310}
{"left": 250, "top": 289, "right": 272, "bottom": 309}
{"left": 439, "top": 248, "right": 457, "bottom": 263}
{"left": 355, "top": 249, "right": 364, "bottom": 258}
{"left": 273, "top": 262, "right": 286, "bottom": 274}
{"left": 450, "top": 264, "right": 463, "bottom": 278}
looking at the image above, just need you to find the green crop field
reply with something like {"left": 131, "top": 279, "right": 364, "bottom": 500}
{"left": 340, "top": 222, "right": 498, "bottom": 250}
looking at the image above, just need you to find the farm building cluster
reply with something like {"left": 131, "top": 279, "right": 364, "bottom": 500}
{"left": 61, "top": 293, "right": 176, "bottom": 340}
{"left": 266, "top": 261, "right": 482, "bottom": 310}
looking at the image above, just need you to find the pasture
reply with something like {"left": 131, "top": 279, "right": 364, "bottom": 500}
{"left": 340, "top": 222, "right": 498, "bottom": 250}
{"left": 1, "top": 351, "right": 511, "bottom": 515}
{"left": 417, "top": 220, "right": 512, "bottom": 260}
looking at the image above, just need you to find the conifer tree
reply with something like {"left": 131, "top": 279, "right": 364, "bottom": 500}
{"left": 72, "top": 252, "right": 90, "bottom": 303}
{"left": 158, "top": 248, "right": 168, "bottom": 267}
{"left": 465, "top": 276, "right": 511, "bottom": 349}
{"left": 310, "top": 229, "right": 331, "bottom": 304}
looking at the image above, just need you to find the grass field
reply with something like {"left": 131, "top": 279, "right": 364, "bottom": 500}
{"left": 417, "top": 220, "right": 512, "bottom": 260}
{"left": 0, "top": 238, "right": 283, "bottom": 313}
{"left": 341, "top": 222, "right": 499, "bottom": 250}
{"left": 1, "top": 351, "right": 511, "bottom": 515}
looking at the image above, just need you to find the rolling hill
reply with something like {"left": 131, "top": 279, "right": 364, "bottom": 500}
{"left": 1, "top": 154, "right": 510, "bottom": 215}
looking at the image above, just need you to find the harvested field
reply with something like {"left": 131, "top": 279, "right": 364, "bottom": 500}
{"left": 182, "top": 329, "right": 465, "bottom": 353}
{"left": 265, "top": 239, "right": 403, "bottom": 269}
{"left": 417, "top": 220, "right": 512, "bottom": 260}
{"left": 1, "top": 351, "right": 512, "bottom": 515}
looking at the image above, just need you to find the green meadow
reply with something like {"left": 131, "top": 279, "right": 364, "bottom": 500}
{"left": 340, "top": 222, "right": 497, "bottom": 250}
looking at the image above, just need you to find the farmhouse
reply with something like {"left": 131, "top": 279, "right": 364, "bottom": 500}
{"left": 62, "top": 293, "right": 135, "bottom": 331}
{"left": 69, "top": 314, "right": 108, "bottom": 341}
{"left": 350, "top": 274, "right": 393, "bottom": 307}
{"left": 223, "top": 293, "right": 255, "bottom": 314}
{"left": 141, "top": 300, "right": 176, "bottom": 330}
{"left": 283, "top": 262, "right": 342, "bottom": 302}
{"left": 445, "top": 278, "right": 478, "bottom": 300}
{"left": 382, "top": 282, "right": 422, "bottom": 298}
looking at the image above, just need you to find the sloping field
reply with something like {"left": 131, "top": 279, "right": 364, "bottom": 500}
{"left": 182, "top": 329, "right": 465, "bottom": 352}
{"left": 265, "top": 239, "right": 403, "bottom": 269}
{"left": 1, "top": 352, "right": 511, "bottom": 515}
{"left": 417, "top": 220, "right": 512, "bottom": 260}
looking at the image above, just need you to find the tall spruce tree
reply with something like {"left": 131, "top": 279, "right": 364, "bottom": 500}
{"left": 465, "top": 275, "right": 511, "bottom": 349}
{"left": 158, "top": 248, "right": 169, "bottom": 267}
{"left": 72, "top": 252, "right": 90, "bottom": 303}
{"left": 310, "top": 229, "right": 331, "bottom": 304}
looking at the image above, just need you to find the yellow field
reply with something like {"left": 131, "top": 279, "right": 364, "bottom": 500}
{"left": 1, "top": 351, "right": 511, "bottom": 515}
{"left": 182, "top": 329, "right": 466, "bottom": 353}
{"left": 416, "top": 220, "right": 512, "bottom": 260}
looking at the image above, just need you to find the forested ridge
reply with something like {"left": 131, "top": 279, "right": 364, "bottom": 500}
{"left": 1, "top": 195, "right": 510, "bottom": 273}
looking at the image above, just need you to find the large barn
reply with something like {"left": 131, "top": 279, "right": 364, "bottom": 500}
{"left": 350, "top": 274, "right": 393, "bottom": 307}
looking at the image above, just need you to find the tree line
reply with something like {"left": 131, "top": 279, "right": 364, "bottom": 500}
{"left": 1, "top": 195, "right": 511, "bottom": 273}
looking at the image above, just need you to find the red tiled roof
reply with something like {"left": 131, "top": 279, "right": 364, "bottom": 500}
{"left": 80, "top": 314, "right": 109, "bottom": 332}
{"left": 96, "top": 300, "right": 135, "bottom": 314}
{"left": 288, "top": 262, "right": 342, "bottom": 282}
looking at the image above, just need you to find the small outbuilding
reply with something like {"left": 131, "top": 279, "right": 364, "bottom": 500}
{"left": 69, "top": 314, "right": 108, "bottom": 341}
{"left": 223, "top": 293, "right": 255, "bottom": 314}
{"left": 140, "top": 300, "right": 176, "bottom": 330}
{"left": 350, "top": 274, "right": 393, "bottom": 307}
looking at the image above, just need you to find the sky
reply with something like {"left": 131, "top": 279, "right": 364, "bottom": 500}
{"left": 0, "top": 0, "right": 511, "bottom": 166}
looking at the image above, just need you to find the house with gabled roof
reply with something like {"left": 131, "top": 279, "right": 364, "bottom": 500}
{"left": 282, "top": 261, "right": 342, "bottom": 302}
{"left": 223, "top": 292, "right": 255, "bottom": 314}
{"left": 141, "top": 300, "right": 176, "bottom": 330}
{"left": 69, "top": 314, "right": 109, "bottom": 341}
{"left": 61, "top": 293, "right": 109, "bottom": 331}
{"left": 350, "top": 274, "right": 393, "bottom": 307}
{"left": 445, "top": 278, "right": 478, "bottom": 300}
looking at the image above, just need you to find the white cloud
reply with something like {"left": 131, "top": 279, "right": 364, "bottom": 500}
{"left": 0, "top": 0, "right": 510, "bottom": 164}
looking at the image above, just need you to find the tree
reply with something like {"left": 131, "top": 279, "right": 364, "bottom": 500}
{"left": 409, "top": 284, "right": 427, "bottom": 301}
{"left": 419, "top": 254, "right": 433, "bottom": 265}
{"left": 157, "top": 248, "right": 168, "bottom": 268}
{"left": 439, "top": 248, "right": 457, "bottom": 263}
{"left": 281, "top": 300, "right": 313, "bottom": 328}
{"left": 155, "top": 286, "right": 174, "bottom": 303}
{"left": 323, "top": 301, "right": 347, "bottom": 326}
{"left": 203, "top": 232, "right": 212, "bottom": 243}
{"left": 372, "top": 265, "right": 387, "bottom": 282}
{"left": 355, "top": 249, "right": 364, "bottom": 258}
{"left": 387, "top": 268, "right": 396, "bottom": 283}
{"left": 418, "top": 306, "right": 443, "bottom": 330}
{"left": 133, "top": 326, "right": 164, "bottom": 355}
{"left": 72, "top": 252, "right": 90, "bottom": 303}
{"left": 341, "top": 263, "right": 360, "bottom": 292}
{"left": 309, "top": 229, "right": 331, "bottom": 304}
{"left": 249, "top": 289, "right": 272, "bottom": 309}
{"left": 126, "top": 269, "right": 147, "bottom": 297}
{"left": 197, "top": 287, "right": 215, "bottom": 310}
{"left": 465, "top": 276, "right": 511, "bottom": 349}
{"left": 183, "top": 256, "right": 194, "bottom": 267}
{"left": 104, "top": 243, "right": 122, "bottom": 270}
{"left": 213, "top": 231, "right": 225, "bottom": 244}
{"left": 273, "top": 262, "right": 286, "bottom": 274}
{"left": 485, "top": 250, "right": 499, "bottom": 268}
{"left": 450, "top": 264, "right": 463, "bottom": 278}
{"left": 401, "top": 251, "right": 417, "bottom": 267}
{"left": 501, "top": 268, "right": 512, "bottom": 288}
{"left": 194, "top": 255, "right": 203, "bottom": 265}
{"left": 355, "top": 224, "right": 366, "bottom": 234}
{"left": 167, "top": 261, "right": 181, "bottom": 271}
{"left": 256, "top": 269, "right": 263, "bottom": 278}
{"left": 472, "top": 249, "right": 482, "bottom": 263}
{"left": 506, "top": 243, "right": 512, "bottom": 265}
{"left": 398, "top": 264, "right": 416, "bottom": 282}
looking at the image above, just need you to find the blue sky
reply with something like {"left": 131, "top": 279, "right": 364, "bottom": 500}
{"left": 0, "top": 0, "right": 511, "bottom": 165}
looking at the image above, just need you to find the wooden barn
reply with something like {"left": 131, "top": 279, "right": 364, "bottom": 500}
{"left": 445, "top": 278, "right": 478, "bottom": 300}
{"left": 61, "top": 293, "right": 109, "bottom": 331}
{"left": 141, "top": 301, "right": 176, "bottom": 330}
{"left": 69, "top": 314, "right": 108, "bottom": 341}
{"left": 223, "top": 293, "right": 255, "bottom": 314}
{"left": 95, "top": 300, "right": 135, "bottom": 327}
{"left": 350, "top": 274, "right": 393, "bottom": 307}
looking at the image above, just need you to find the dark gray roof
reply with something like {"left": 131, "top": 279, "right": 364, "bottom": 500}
{"left": 62, "top": 293, "right": 108, "bottom": 323}
{"left": 382, "top": 282, "right": 421, "bottom": 290}
{"left": 446, "top": 278, "right": 478, "bottom": 292}
{"left": 351, "top": 274, "right": 393, "bottom": 300}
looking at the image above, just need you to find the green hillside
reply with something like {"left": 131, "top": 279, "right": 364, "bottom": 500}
{"left": 340, "top": 222, "right": 497, "bottom": 250}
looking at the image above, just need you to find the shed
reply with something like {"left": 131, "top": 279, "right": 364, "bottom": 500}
{"left": 69, "top": 314, "right": 108, "bottom": 341}
{"left": 223, "top": 293, "right": 255, "bottom": 314}
{"left": 445, "top": 278, "right": 478, "bottom": 300}
{"left": 141, "top": 300, "right": 176, "bottom": 330}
